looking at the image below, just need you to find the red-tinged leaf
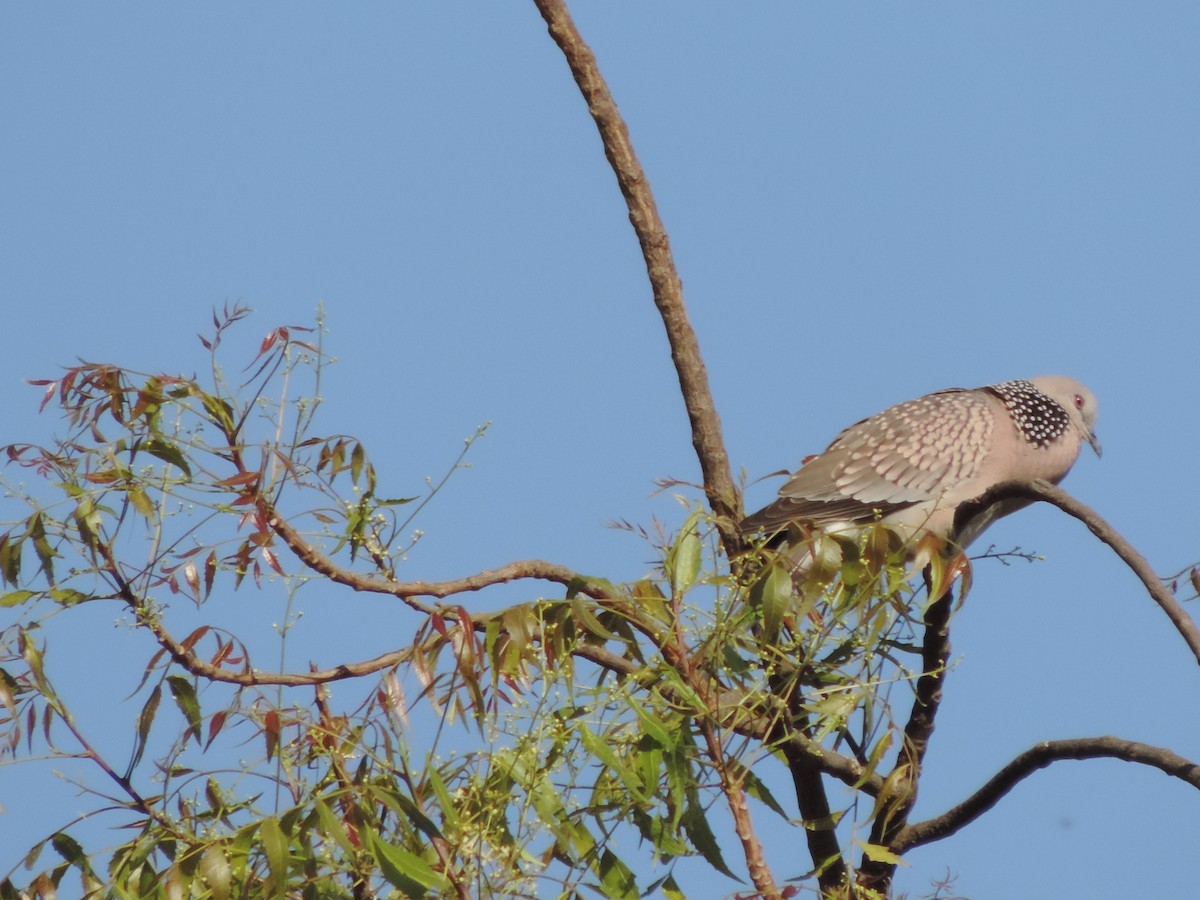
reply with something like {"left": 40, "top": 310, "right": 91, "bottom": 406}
{"left": 258, "top": 329, "right": 280, "bottom": 357}
{"left": 252, "top": 559, "right": 263, "bottom": 589}
{"left": 36, "top": 381, "right": 58, "bottom": 413}
{"left": 210, "top": 640, "right": 233, "bottom": 668}
{"left": 456, "top": 606, "right": 480, "bottom": 656}
{"left": 205, "top": 709, "right": 228, "bottom": 750}
{"left": 128, "top": 647, "right": 168, "bottom": 698}
{"left": 82, "top": 470, "right": 121, "bottom": 484}
{"left": 431, "top": 612, "right": 447, "bottom": 636}
{"left": 260, "top": 546, "right": 283, "bottom": 576}
{"left": 42, "top": 702, "right": 57, "bottom": 748}
{"left": 214, "top": 471, "right": 260, "bottom": 489}
{"left": 180, "top": 627, "right": 210, "bottom": 654}
{"left": 264, "top": 709, "right": 281, "bottom": 761}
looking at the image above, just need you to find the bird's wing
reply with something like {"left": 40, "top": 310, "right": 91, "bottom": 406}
{"left": 742, "top": 389, "right": 995, "bottom": 534}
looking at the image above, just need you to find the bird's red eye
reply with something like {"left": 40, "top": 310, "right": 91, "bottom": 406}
{"left": 1074, "top": 394, "right": 1085, "bottom": 409}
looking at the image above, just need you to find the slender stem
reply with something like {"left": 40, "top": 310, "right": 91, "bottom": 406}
{"left": 857, "top": 580, "right": 953, "bottom": 894}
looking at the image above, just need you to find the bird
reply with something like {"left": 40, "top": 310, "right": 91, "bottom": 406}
{"left": 740, "top": 376, "right": 1101, "bottom": 575}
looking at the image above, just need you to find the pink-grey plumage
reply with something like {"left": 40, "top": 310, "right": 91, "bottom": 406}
{"left": 741, "top": 377, "right": 1101, "bottom": 562}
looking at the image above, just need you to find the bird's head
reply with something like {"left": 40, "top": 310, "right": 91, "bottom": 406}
{"left": 1030, "top": 375, "right": 1102, "bottom": 458}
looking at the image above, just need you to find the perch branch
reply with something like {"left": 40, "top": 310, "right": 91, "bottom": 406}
{"left": 965, "top": 479, "right": 1200, "bottom": 667}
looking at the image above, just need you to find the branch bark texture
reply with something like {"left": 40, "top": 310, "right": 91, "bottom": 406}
{"left": 532, "top": 0, "right": 742, "bottom": 551}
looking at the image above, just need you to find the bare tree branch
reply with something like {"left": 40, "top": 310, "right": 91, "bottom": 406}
{"left": 896, "top": 736, "right": 1200, "bottom": 852}
{"left": 964, "top": 479, "right": 1200, "bottom": 667}
{"left": 531, "top": 0, "right": 743, "bottom": 553}
{"left": 267, "top": 505, "right": 614, "bottom": 607}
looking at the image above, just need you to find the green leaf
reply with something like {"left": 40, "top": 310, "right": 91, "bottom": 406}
{"left": 126, "top": 684, "right": 161, "bottom": 778}
{"left": 666, "top": 510, "right": 703, "bottom": 596}
{"left": 426, "top": 766, "right": 459, "bottom": 832}
{"left": 200, "top": 846, "right": 231, "bottom": 900}
{"left": 732, "top": 760, "right": 789, "bottom": 819}
{"left": 749, "top": 560, "right": 793, "bottom": 642}
{"left": 579, "top": 723, "right": 649, "bottom": 803}
{"left": 0, "top": 590, "right": 37, "bottom": 608}
{"left": 313, "top": 798, "right": 356, "bottom": 857}
{"left": 596, "top": 848, "right": 638, "bottom": 900}
{"left": 49, "top": 588, "right": 88, "bottom": 606}
{"left": 27, "top": 513, "right": 56, "bottom": 585}
{"left": 0, "top": 534, "right": 21, "bottom": 586}
{"left": 144, "top": 437, "right": 192, "bottom": 477}
{"left": 370, "top": 832, "right": 449, "bottom": 896}
{"left": 259, "top": 817, "right": 289, "bottom": 897}
{"left": 857, "top": 840, "right": 906, "bottom": 866}
{"left": 626, "top": 694, "right": 675, "bottom": 749}
{"left": 166, "top": 675, "right": 202, "bottom": 743}
{"left": 681, "top": 792, "right": 737, "bottom": 880}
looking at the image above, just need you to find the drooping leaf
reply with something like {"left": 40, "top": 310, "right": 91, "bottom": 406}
{"left": 680, "top": 792, "right": 737, "bottom": 880}
{"left": 370, "top": 832, "right": 449, "bottom": 896}
{"left": 259, "top": 817, "right": 289, "bottom": 898}
{"left": 144, "top": 438, "right": 192, "bottom": 477}
{"left": 126, "top": 684, "right": 162, "bottom": 777}
{"left": 596, "top": 848, "right": 638, "bottom": 900}
{"left": 199, "top": 846, "right": 231, "bottom": 900}
{"left": 166, "top": 675, "right": 202, "bottom": 744}
{"left": 263, "top": 709, "right": 281, "bottom": 761}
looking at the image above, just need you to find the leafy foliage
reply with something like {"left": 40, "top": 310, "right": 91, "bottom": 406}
{"left": 0, "top": 308, "right": 959, "bottom": 898}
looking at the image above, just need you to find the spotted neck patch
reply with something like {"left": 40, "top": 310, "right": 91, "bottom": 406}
{"left": 986, "top": 380, "right": 1071, "bottom": 448}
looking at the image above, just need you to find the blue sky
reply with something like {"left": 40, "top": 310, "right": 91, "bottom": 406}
{"left": 2, "top": 3, "right": 1199, "bottom": 897}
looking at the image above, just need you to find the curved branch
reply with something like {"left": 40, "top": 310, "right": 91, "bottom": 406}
{"left": 896, "top": 736, "right": 1200, "bottom": 852}
{"left": 532, "top": 0, "right": 742, "bottom": 554}
{"left": 964, "top": 479, "right": 1200, "bottom": 667}
{"left": 267, "top": 506, "right": 613, "bottom": 608}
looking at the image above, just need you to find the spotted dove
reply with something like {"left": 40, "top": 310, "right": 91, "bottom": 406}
{"left": 741, "top": 377, "right": 1101, "bottom": 568}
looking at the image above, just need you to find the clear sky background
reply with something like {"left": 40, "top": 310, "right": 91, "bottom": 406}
{"left": 2, "top": 3, "right": 1199, "bottom": 898}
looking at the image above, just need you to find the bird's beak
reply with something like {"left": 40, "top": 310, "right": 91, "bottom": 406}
{"left": 1086, "top": 429, "right": 1102, "bottom": 458}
